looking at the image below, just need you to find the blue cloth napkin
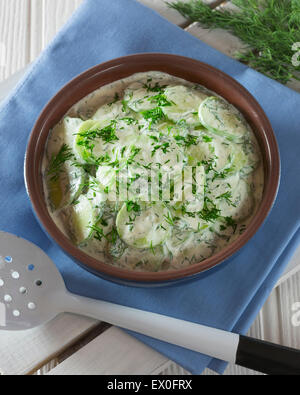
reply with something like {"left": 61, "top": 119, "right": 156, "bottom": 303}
{"left": 1, "top": 0, "right": 300, "bottom": 374}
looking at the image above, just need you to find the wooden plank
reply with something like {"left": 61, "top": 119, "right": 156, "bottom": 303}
{"left": 186, "top": 21, "right": 247, "bottom": 59}
{"left": 0, "top": 0, "right": 31, "bottom": 82}
{"left": 47, "top": 327, "right": 169, "bottom": 375}
{"left": 29, "top": 0, "right": 83, "bottom": 61}
{"left": 28, "top": 0, "right": 192, "bottom": 59}
{"left": 184, "top": 2, "right": 249, "bottom": 61}
{"left": 0, "top": 314, "right": 99, "bottom": 375}
{"left": 277, "top": 272, "right": 300, "bottom": 350}
{"left": 287, "top": 78, "right": 300, "bottom": 94}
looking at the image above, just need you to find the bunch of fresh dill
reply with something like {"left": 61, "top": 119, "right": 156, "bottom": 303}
{"left": 167, "top": 0, "right": 300, "bottom": 84}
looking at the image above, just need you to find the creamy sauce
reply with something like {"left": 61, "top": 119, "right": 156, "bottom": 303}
{"left": 43, "top": 72, "right": 264, "bottom": 272}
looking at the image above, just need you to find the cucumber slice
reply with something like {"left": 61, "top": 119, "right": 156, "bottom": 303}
{"left": 48, "top": 178, "right": 63, "bottom": 211}
{"left": 215, "top": 179, "right": 254, "bottom": 221}
{"left": 227, "top": 144, "right": 248, "bottom": 175}
{"left": 187, "top": 135, "right": 248, "bottom": 177}
{"left": 75, "top": 120, "right": 103, "bottom": 163}
{"left": 210, "top": 173, "right": 240, "bottom": 199}
{"left": 96, "top": 165, "right": 118, "bottom": 200}
{"left": 47, "top": 117, "right": 83, "bottom": 160}
{"left": 133, "top": 133, "right": 187, "bottom": 172}
{"left": 165, "top": 227, "right": 194, "bottom": 255}
{"left": 240, "top": 139, "right": 260, "bottom": 175}
{"left": 76, "top": 119, "right": 141, "bottom": 165}
{"left": 199, "top": 97, "right": 249, "bottom": 141}
{"left": 67, "top": 195, "right": 98, "bottom": 245}
{"left": 162, "top": 85, "right": 208, "bottom": 126}
{"left": 93, "top": 101, "right": 122, "bottom": 123}
{"left": 86, "top": 176, "right": 108, "bottom": 206}
{"left": 63, "top": 117, "right": 84, "bottom": 148}
{"left": 116, "top": 202, "right": 172, "bottom": 249}
{"left": 156, "top": 122, "right": 174, "bottom": 136}
{"left": 48, "top": 161, "right": 87, "bottom": 210}
{"left": 124, "top": 83, "right": 159, "bottom": 112}
{"left": 187, "top": 135, "right": 233, "bottom": 172}
{"left": 65, "top": 181, "right": 108, "bottom": 245}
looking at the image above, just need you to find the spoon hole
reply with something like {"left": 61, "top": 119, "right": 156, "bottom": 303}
{"left": 19, "top": 287, "right": 27, "bottom": 295}
{"left": 13, "top": 310, "right": 20, "bottom": 317}
{"left": 11, "top": 271, "right": 20, "bottom": 280}
{"left": 4, "top": 295, "right": 12, "bottom": 303}
{"left": 28, "top": 302, "right": 36, "bottom": 311}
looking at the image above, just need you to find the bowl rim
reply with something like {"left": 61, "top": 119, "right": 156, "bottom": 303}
{"left": 25, "top": 53, "right": 280, "bottom": 283}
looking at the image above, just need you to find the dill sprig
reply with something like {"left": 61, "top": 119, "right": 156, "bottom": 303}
{"left": 47, "top": 144, "right": 74, "bottom": 181}
{"left": 168, "top": 0, "right": 300, "bottom": 84}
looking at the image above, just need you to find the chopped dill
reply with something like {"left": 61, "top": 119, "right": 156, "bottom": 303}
{"left": 150, "top": 241, "right": 156, "bottom": 255}
{"left": 143, "top": 82, "right": 166, "bottom": 93}
{"left": 225, "top": 216, "right": 238, "bottom": 233}
{"left": 198, "top": 197, "right": 221, "bottom": 222}
{"left": 216, "top": 191, "right": 237, "bottom": 207}
{"left": 151, "top": 142, "right": 171, "bottom": 157}
{"left": 108, "top": 93, "right": 119, "bottom": 106}
{"left": 174, "top": 134, "right": 198, "bottom": 148}
{"left": 164, "top": 212, "right": 175, "bottom": 226}
{"left": 77, "top": 121, "right": 118, "bottom": 152}
{"left": 141, "top": 107, "right": 165, "bottom": 124}
{"left": 47, "top": 144, "right": 74, "bottom": 181}
{"left": 148, "top": 94, "right": 173, "bottom": 107}
{"left": 202, "top": 135, "right": 213, "bottom": 143}
{"left": 126, "top": 146, "right": 142, "bottom": 165}
{"left": 120, "top": 117, "right": 138, "bottom": 125}
{"left": 126, "top": 201, "right": 141, "bottom": 213}
{"left": 90, "top": 224, "right": 118, "bottom": 244}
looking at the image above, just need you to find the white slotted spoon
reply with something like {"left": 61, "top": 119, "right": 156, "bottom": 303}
{"left": 0, "top": 231, "right": 299, "bottom": 375}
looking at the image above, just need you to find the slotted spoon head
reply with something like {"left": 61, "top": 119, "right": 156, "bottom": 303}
{"left": 0, "top": 231, "right": 66, "bottom": 331}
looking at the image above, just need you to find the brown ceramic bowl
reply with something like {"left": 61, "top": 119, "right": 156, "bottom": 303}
{"left": 25, "top": 53, "right": 280, "bottom": 286}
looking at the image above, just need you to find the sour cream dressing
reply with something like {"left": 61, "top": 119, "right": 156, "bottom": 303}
{"left": 43, "top": 71, "right": 264, "bottom": 272}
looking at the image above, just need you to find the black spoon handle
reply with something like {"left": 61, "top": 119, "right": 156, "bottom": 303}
{"left": 236, "top": 335, "right": 300, "bottom": 375}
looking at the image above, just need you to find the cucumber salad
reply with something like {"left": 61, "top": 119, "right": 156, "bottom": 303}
{"left": 43, "top": 72, "right": 264, "bottom": 272}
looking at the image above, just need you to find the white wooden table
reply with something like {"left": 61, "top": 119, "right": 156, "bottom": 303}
{"left": 0, "top": 0, "right": 300, "bottom": 376}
